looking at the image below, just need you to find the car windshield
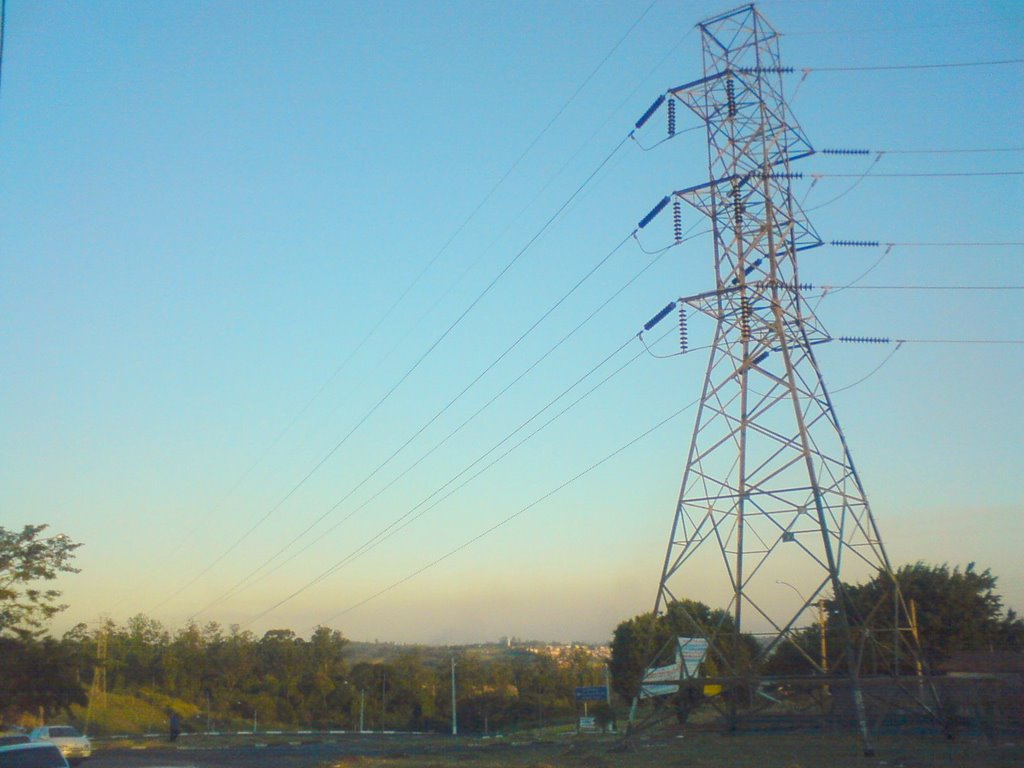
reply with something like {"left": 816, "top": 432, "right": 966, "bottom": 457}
{"left": 43, "top": 729, "right": 78, "bottom": 739}
{"left": 0, "top": 744, "right": 68, "bottom": 767}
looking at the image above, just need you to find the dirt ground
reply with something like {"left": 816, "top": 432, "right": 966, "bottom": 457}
{"left": 88, "top": 731, "right": 1024, "bottom": 768}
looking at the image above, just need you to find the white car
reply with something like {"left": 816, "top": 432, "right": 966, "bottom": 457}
{"left": 0, "top": 741, "right": 70, "bottom": 767}
{"left": 28, "top": 727, "right": 90, "bottom": 763}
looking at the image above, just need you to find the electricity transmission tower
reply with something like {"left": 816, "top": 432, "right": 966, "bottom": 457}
{"left": 637, "top": 5, "right": 932, "bottom": 752}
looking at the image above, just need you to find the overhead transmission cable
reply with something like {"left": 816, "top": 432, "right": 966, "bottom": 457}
{"left": 162, "top": 129, "right": 635, "bottom": 620}
{"left": 245, "top": 335, "right": 643, "bottom": 627}
{"left": 145, "top": 0, "right": 667, "bottom": 614}
{"left": 815, "top": 171, "right": 1022, "bottom": 178}
{"left": 869, "top": 147, "right": 1024, "bottom": 155}
{"left": 198, "top": 223, "right": 708, "bottom": 615}
{"left": 821, "top": 284, "right": 1024, "bottom": 291}
{"left": 190, "top": 227, "right": 638, "bottom": 617}
{"left": 806, "top": 58, "right": 1024, "bottom": 72}
{"left": 831, "top": 342, "right": 905, "bottom": 395}
{"left": 784, "top": 19, "right": 1006, "bottom": 38}
{"left": 246, "top": 322, "right": 686, "bottom": 629}
{"left": 314, "top": 387, "right": 702, "bottom": 627}
{"left": 171, "top": 16, "right": 707, "bottom": 620}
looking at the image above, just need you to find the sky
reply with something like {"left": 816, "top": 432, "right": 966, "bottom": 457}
{"left": 1, "top": 0, "right": 1022, "bottom": 646}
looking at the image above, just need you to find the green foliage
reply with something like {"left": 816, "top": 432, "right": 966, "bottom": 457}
{"left": 73, "top": 691, "right": 196, "bottom": 737}
{"left": 0, "top": 525, "right": 85, "bottom": 721}
{"left": 764, "top": 561, "right": 1024, "bottom": 675}
{"left": 42, "top": 620, "right": 610, "bottom": 735}
{"left": 844, "top": 561, "right": 1021, "bottom": 665}
{"left": 0, "top": 635, "right": 87, "bottom": 721}
{"left": 609, "top": 598, "right": 756, "bottom": 703}
{"left": 0, "top": 524, "right": 82, "bottom": 639}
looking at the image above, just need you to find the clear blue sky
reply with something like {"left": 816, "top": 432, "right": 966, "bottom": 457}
{"left": 2, "top": 0, "right": 1021, "bottom": 644}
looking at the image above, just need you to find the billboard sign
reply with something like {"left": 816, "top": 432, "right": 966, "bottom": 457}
{"left": 640, "top": 660, "right": 682, "bottom": 698}
{"left": 574, "top": 686, "right": 608, "bottom": 702}
{"left": 678, "top": 637, "right": 708, "bottom": 678}
{"left": 639, "top": 636, "right": 710, "bottom": 698}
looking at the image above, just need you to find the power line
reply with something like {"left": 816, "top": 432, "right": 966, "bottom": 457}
{"left": 201, "top": 229, "right": 700, "bottom": 614}
{"left": 171, "top": 0, "right": 704, "bottom": 620}
{"left": 314, "top": 391, "right": 700, "bottom": 627}
{"left": 244, "top": 336, "right": 646, "bottom": 627}
{"left": 808, "top": 58, "right": 1024, "bottom": 72}
{"left": 142, "top": 2, "right": 677, "bottom": 615}
{"left": 830, "top": 241, "right": 1023, "bottom": 248}
{"left": 813, "top": 171, "right": 1023, "bottom": 178}
{"left": 185, "top": 106, "right": 708, "bottom": 617}
{"left": 898, "top": 338, "right": 1024, "bottom": 345}
{"left": 242, "top": 317, "right": 685, "bottom": 628}
{"left": 0, "top": 0, "right": 6, "bottom": 104}
{"left": 875, "top": 147, "right": 1024, "bottom": 155}
{"left": 831, "top": 341, "right": 904, "bottom": 395}
{"left": 822, "top": 284, "right": 1024, "bottom": 291}
{"left": 784, "top": 19, "right": 1005, "bottom": 38}
{"left": 154, "top": 130, "right": 634, "bottom": 617}
{"left": 189, "top": 230, "right": 639, "bottom": 618}
{"left": 883, "top": 242, "right": 1023, "bottom": 247}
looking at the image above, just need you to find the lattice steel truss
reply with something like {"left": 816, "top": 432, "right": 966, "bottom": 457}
{"left": 646, "top": 5, "right": 933, "bottom": 751}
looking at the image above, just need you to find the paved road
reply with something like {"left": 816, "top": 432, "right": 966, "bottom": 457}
{"left": 87, "top": 734, "right": 467, "bottom": 767}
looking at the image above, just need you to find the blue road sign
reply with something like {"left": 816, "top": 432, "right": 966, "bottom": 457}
{"left": 575, "top": 686, "right": 608, "bottom": 702}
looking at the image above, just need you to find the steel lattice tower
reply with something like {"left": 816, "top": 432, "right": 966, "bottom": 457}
{"left": 643, "top": 5, "right": 930, "bottom": 750}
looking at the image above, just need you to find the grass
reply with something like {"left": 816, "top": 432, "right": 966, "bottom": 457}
{"left": 311, "top": 732, "right": 1024, "bottom": 768}
{"left": 90, "top": 730, "right": 1024, "bottom": 768}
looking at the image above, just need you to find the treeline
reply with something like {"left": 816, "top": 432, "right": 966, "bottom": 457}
{"left": 4, "top": 616, "right": 610, "bottom": 734}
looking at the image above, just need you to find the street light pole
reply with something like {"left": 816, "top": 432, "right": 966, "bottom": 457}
{"left": 360, "top": 689, "right": 365, "bottom": 733}
{"left": 777, "top": 580, "right": 828, "bottom": 675}
{"left": 450, "top": 655, "right": 458, "bottom": 736}
{"left": 818, "top": 598, "right": 828, "bottom": 674}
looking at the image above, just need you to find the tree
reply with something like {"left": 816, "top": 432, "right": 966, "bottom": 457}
{"left": 609, "top": 598, "right": 757, "bottom": 703}
{"left": 844, "top": 561, "right": 1021, "bottom": 666}
{"left": 0, "top": 524, "right": 82, "bottom": 639}
{"left": 0, "top": 636, "right": 88, "bottom": 721}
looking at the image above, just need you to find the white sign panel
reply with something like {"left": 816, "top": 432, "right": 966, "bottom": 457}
{"left": 678, "top": 637, "right": 709, "bottom": 678}
{"left": 639, "top": 637, "right": 710, "bottom": 698}
{"left": 639, "top": 661, "right": 682, "bottom": 698}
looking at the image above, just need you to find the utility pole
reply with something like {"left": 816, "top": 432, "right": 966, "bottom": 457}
{"left": 84, "top": 626, "right": 108, "bottom": 733}
{"left": 818, "top": 599, "right": 828, "bottom": 675}
{"left": 360, "top": 689, "right": 365, "bottom": 733}
{"left": 450, "top": 655, "right": 458, "bottom": 736}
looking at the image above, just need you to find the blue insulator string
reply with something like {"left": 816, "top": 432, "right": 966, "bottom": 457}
{"left": 821, "top": 148, "right": 872, "bottom": 155}
{"left": 837, "top": 336, "right": 892, "bottom": 344}
{"left": 736, "top": 66, "right": 795, "bottom": 74}
{"left": 643, "top": 302, "right": 678, "bottom": 332}
{"left": 635, "top": 94, "right": 666, "bottom": 129}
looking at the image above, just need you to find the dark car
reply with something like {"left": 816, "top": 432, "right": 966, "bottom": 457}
{"left": 0, "top": 742, "right": 70, "bottom": 767}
